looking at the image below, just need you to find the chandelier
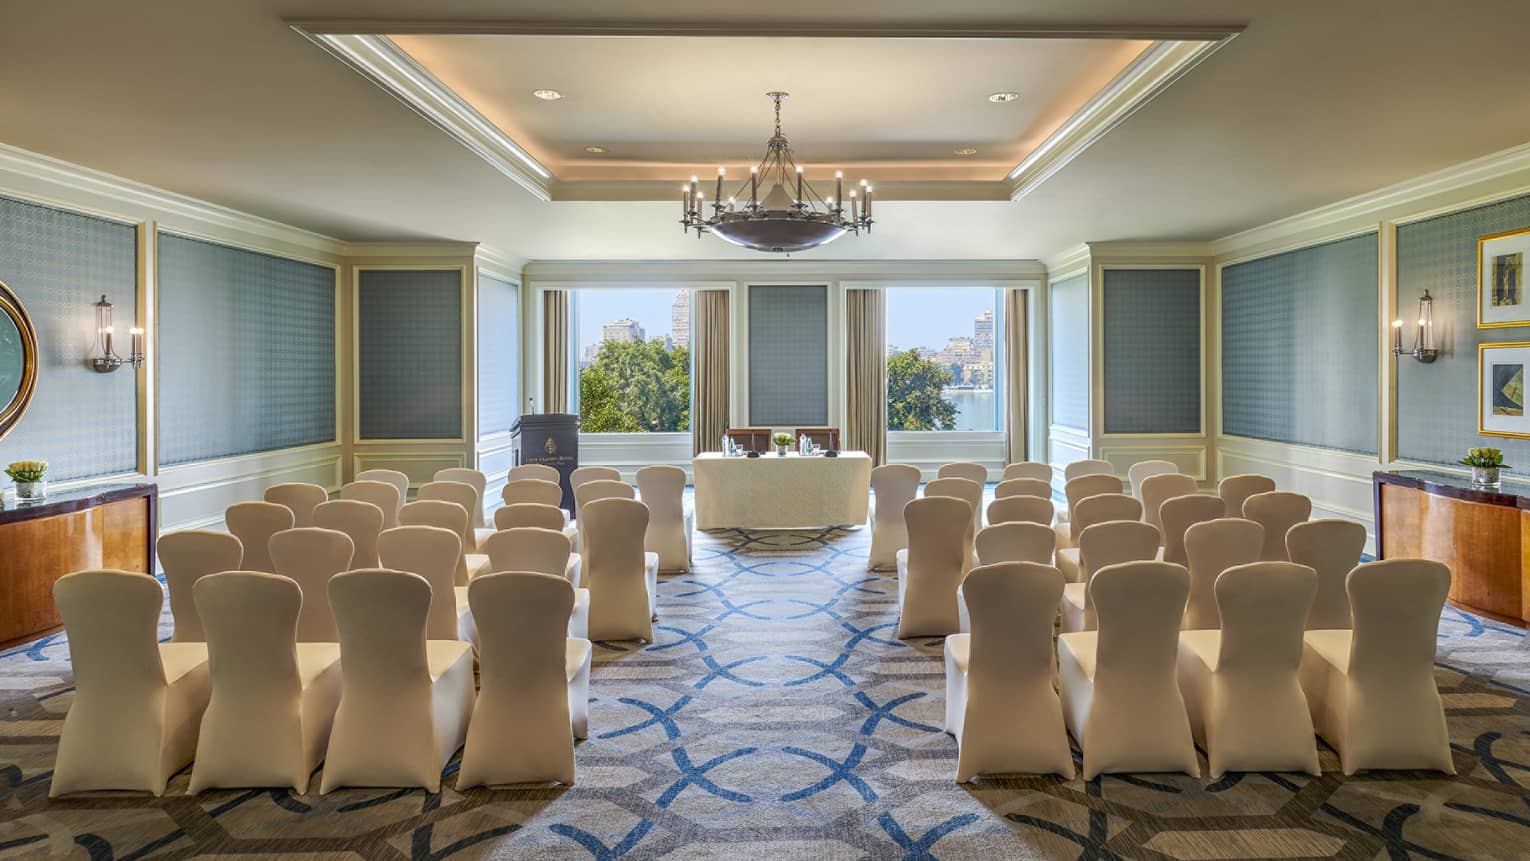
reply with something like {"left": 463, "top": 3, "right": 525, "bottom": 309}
{"left": 681, "top": 92, "right": 874, "bottom": 253}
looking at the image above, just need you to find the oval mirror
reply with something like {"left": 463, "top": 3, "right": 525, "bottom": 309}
{"left": 0, "top": 280, "right": 38, "bottom": 443}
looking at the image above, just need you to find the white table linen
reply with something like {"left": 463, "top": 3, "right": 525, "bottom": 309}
{"left": 693, "top": 451, "right": 872, "bottom": 529}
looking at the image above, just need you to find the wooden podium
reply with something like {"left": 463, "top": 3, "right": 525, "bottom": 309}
{"left": 512, "top": 413, "right": 579, "bottom": 513}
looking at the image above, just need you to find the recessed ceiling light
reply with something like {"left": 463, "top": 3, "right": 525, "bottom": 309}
{"left": 532, "top": 89, "right": 563, "bottom": 101}
{"left": 583, "top": 145, "right": 608, "bottom": 154}
{"left": 953, "top": 147, "right": 978, "bottom": 156}
{"left": 988, "top": 91, "right": 1021, "bottom": 103}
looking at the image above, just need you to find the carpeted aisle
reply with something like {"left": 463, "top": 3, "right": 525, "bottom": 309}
{"left": 4, "top": 525, "right": 1530, "bottom": 859}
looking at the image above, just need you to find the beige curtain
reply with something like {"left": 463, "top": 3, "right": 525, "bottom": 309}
{"left": 1004, "top": 287, "right": 1028, "bottom": 463}
{"left": 845, "top": 288, "right": 887, "bottom": 465}
{"left": 542, "top": 290, "right": 569, "bottom": 413}
{"left": 692, "top": 290, "right": 731, "bottom": 455}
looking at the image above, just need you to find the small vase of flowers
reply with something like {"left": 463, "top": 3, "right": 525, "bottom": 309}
{"left": 772, "top": 432, "right": 793, "bottom": 456}
{"left": 5, "top": 460, "right": 48, "bottom": 501}
{"left": 1461, "top": 447, "right": 1507, "bottom": 489}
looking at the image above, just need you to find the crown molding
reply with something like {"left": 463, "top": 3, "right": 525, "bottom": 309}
{"left": 523, "top": 258, "right": 1046, "bottom": 282}
{"left": 341, "top": 240, "right": 481, "bottom": 260}
{"left": 550, "top": 179, "right": 1013, "bottom": 202}
{"left": 475, "top": 244, "right": 527, "bottom": 278}
{"left": 295, "top": 30, "right": 553, "bottom": 202}
{"left": 289, "top": 19, "right": 1246, "bottom": 40}
{"left": 1086, "top": 240, "right": 1213, "bottom": 260}
{"left": 1008, "top": 37, "right": 1232, "bottom": 203}
{"left": 1043, "top": 243, "right": 1090, "bottom": 279}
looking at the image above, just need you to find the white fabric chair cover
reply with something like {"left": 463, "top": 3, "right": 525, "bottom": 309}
{"left": 1054, "top": 493, "right": 1142, "bottom": 583}
{"left": 1243, "top": 491, "right": 1312, "bottom": 562}
{"left": 269, "top": 527, "right": 354, "bottom": 643}
{"left": 264, "top": 482, "right": 330, "bottom": 529}
{"left": 509, "top": 463, "right": 560, "bottom": 484}
{"left": 1218, "top": 473, "right": 1277, "bottom": 518}
{"left": 867, "top": 464, "right": 921, "bottom": 572}
{"left": 1177, "top": 561, "right": 1319, "bottom": 778}
{"left": 994, "top": 478, "right": 1050, "bottom": 499}
{"left": 418, "top": 481, "right": 481, "bottom": 546}
{"left": 1002, "top": 462, "right": 1052, "bottom": 482}
{"left": 1053, "top": 473, "right": 1123, "bottom": 548}
{"left": 1183, "top": 518, "right": 1264, "bottom": 631}
{"left": 945, "top": 562, "right": 1073, "bottom": 781}
{"left": 938, "top": 462, "right": 988, "bottom": 486}
{"left": 574, "top": 479, "right": 637, "bottom": 559}
{"left": 159, "top": 530, "right": 243, "bottom": 642}
{"left": 1138, "top": 473, "right": 1198, "bottom": 533}
{"left": 188, "top": 571, "right": 342, "bottom": 793}
{"left": 1064, "top": 459, "right": 1115, "bottom": 481}
{"left": 1059, "top": 520, "right": 1161, "bottom": 632}
{"left": 975, "top": 522, "right": 1056, "bottom": 567}
{"left": 379, "top": 526, "right": 474, "bottom": 642}
{"left": 637, "top": 465, "right": 692, "bottom": 573}
{"left": 571, "top": 466, "right": 623, "bottom": 519}
{"left": 483, "top": 527, "right": 589, "bottom": 638}
{"left": 341, "top": 479, "right": 403, "bottom": 530}
{"left": 1287, "top": 519, "right": 1367, "bottom": 630}
{"left": 1127, "top": 460, "right": 1179, "bottom": 499}
{"left": 1058, "top": 560, "right": 1199, "bottom": 779}
{"left": 458, "top": 572, "right": 591, "bottom": 787}
{"left": 1299, "top": 559, "right": 1454, "bottom": 775}
{"left": 896, "top": 495, "right": 972, "bottom": 638}
{"left": 924, "top": 476, "right": 983, "bottom": 543}
{"left": 986, "top": 496, "right": 1055, "bottom": 526}
{"left": 224, "top": 501, "right": 294, "bottom": 574}
{"left": 496, "top": 502, "right": 568, "bottom": 532}
{"left": 314, "top": 499, "right": 385, "bottom": 569}
{"left": 435, "top": 467, "right": 493, "bottom": 550}
{"left": 356, "top": 469, "right": 411, "bottom": 511}
{"left": 400, "top": 500, "right": 490, "bottom": 584}
{"left": 582, "top": 497, "right": 658, "bottom": 642}
{"left": 1158, "top": 494, "right": 1228, "bottom": 567}
{"left": 50, "top": 570, "right": 210, "bottom": 797}
{"left": 503, "top": 478, "right": 563, "bottom": 508}
{"left": 320, "top": 569, "right": 476, "bottom": 793}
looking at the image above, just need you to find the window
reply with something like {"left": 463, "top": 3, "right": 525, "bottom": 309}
{"left": 885, "top": 287, "right": 1003, "bottom": 432}
{"left": 572, "top": 288, "right": 691, "bottom": 433}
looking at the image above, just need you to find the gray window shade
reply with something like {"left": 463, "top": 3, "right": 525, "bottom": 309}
{"left": 749, "top": 285, "right": 828, "bottom": 425}
{"left": 358, "top": 269, "right": 462, "bottom": 440}
{"left": 1102, "top": 269, "right": 1201, "bottom": 434}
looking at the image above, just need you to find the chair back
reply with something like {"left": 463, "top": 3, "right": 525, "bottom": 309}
{"left": 269, "top": 527, "right": 353, "bottom": 642}
{"left": 904, "top": 495, "right": 973, "bottom": 576}
{"left": 159, "top": 530, "right": 243, "bottom": 642}
{"left": 795, "top": 427, "right": 841, "bottom": 450}
{"left": 1139, "top": 473, "right": 1198, "bottom": 531}
{"left": 225, "top": 501, "right": 295, "bottom": 574}
{"left": 509, "top": 463, "right": 560, "bottom": 484}
{"left": 484, "top": 527, "right": 572, "bottom": 580}
{"left": 1218, "top": 473, "right": 1277, "bottom": 518}
{"left": 434, "top": 468, "right": 488, "bottom": 528}
{"left": 1077, "top": 520, "right": 1161, "bottom": 630}
{"left": 725, "top": 427, "right": 772, "bottom": 453}
{"left": 1089, "top": 561, "right": 1189, "bottom": 684}
{"left": 495, "top": 502, "right": 567, "bottom": 531}
{"left": 1072, "top": 493, "right": 1142, "bottom": 534}
{"left": 581, "top": 497, "right": 653, "bottom": 640}
{"left": 1243, "top": 491, "right": 1312, "bottom": 561}
{"left": 636, "top": 464, "right": 686, "bottom": 520}
{"left": 54, "top": 570, "right": 167, "bottom": 705}
{"left": 1214, "top": 562, "right": 1316, "bottom": 672}
{"left": 1127, "top": 460, "right": 1178, "bottom": 499}
{"left": 1002, "top": 461, "right": 1052, "bottom": 482}
{"left": 263, "top": 482, "right": 329, "bottom": 528}
{"left": 868, "top": 464, "right": 921, "bottom": 569}
{"left": 417, "top": 480, "right": 479, "bottom": 545}
{"left": 400, "top": 500, "right": 473, "bottom": 584}
{"left": 986, "top": 495, "right": 1055, "bottom": 526}
{"left": 327, "top": 568, "right": 432, "bottom": 692}
{"left": 341, "top": 480, "right": 403, "bottom": 530}
{"left": 378, "top": 525, "right": 463, "bottom": 640}
{"left": 1347, "top": 559, "right": 1450, "bottom": 684}
{"left": 1064, "top": 459, "right": 1114, "bottom": 481}
{"left": 314, "top": 499, "right": 385, "bottom": 569}
{"left": 468, "top": 571, "right": 573, "bottom": 735}
{"left": 975, "top": 522, "right": 1056, "bottom": 566}
{"left": 1063, "top": 473, "right": 1122, "bottom": 523}
{"left": 994, "top": 478, "right": 1051, "bottom": 500}
{"left": 924, "top": 476, "right": 983, "bottom": 535}
{"left": 938, "top": 462, "right": 987, "bottom": 485}
{"left": 965, "top": 562, "right": 1065, "bottom": 683}
{"left": 1287, "top": 519, "right": 1367, "bottom": 629}
{"left": 571, "top": 466, "right": 622, "bottom": 488}
{"left": 356, "top": 469, "right": 410, "bottom": 509}
{"left": 572, "top": 472, "right": 628, "bottom": 519}
{"left": 503, "top": 478, "right": 562, "bottom": 508}
{"left": 1158, "top": 494, "right": 1227, "bottom": 567}
{"left": 194, "top": 571, "right": 302, "bottom": 708}
{"left": 1183, "top": 518, "right": 1264, "bottom": 630}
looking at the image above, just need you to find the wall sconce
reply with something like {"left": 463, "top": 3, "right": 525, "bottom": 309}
{"left": 89, "top": 294, "right": 144, "bottom": 373}
{"left": 1391, "top": 289, "right": 1438, "bottom": 364}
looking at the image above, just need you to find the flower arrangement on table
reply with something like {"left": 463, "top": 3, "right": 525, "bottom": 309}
{"left": 772, "top": 432, "right": 794, "bottom": 455}
{"left": 1461, "top": 447, "right": 1508, "bottom": 488}
{"left": 5, "top": 460, "right": 48, "bottom": 500}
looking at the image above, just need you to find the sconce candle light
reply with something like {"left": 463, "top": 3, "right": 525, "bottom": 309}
{"left": 89, "top": 294, "right": 144, "bottom": 373}
{"left": 1392, "top": 289, "right": 1438, "bottom": 363}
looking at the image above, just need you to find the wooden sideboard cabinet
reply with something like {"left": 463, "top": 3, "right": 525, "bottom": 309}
{"left": 0, "top": 483, "right": 157, "bottom": 648}
{"left": 1374, "top": 470, "right": 1527, "bottom": 626}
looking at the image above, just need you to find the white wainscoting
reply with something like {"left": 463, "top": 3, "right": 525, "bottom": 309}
{"left": 887, "top": 431, "right": 1007, "bottom": 481}
{"left": 1047, "top": 424, "right": 1091, "bottom": 487}
{"left": 580, "top": 433, "right": 694, "bottom": 483}
{"left": 352, "top": 447, "right": 467, "bottom": 490}
{"left": 157, "top": 443, "right": 344, "bottom": 531}
{"left": 477, "top": 431, "right": 516, "bottom": 513}
{"left": 1098, "top": 436, "right": 1210, "bottom": 484}
{"left": 1216, "top": 434, "right": 1379, "bottom": 555}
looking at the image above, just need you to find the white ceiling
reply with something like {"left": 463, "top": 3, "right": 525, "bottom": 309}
{"left": 2, "top": 0, "right": 1530, "bottom": 262}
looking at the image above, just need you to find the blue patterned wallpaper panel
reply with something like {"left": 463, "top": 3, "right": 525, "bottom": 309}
{"left": 1049, "top": 274, "right": 1089, "bottom": 430}
{"left": 157, "top": 234, "right": 336, "bottom": 465}
{"left": 0, "top": 196, "right": 138, "bottom": 480}
{"left": 477, "top": 271, "right": 520, "bottom": 436}
{"left": 749, "top": 285, "right": 828, "bottom": 426}
{"left": 358, "top": 269, "right": 462, "bottom": 440}
{"left": 1398, "top": 193, "right": 1530, "bottom": 465}
{"left": 1102, "top": 269, "right": 1201, "bottom": 434}
{"left": 1221, "top": 234, "right": 1378, "bottom": 454}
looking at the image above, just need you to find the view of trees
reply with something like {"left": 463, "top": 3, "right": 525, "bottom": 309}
{"left": 578, "top": 339, "right": 690, "bottom": 432}
{"left": 887, "top": 348, "right": 959, "bottom": 430}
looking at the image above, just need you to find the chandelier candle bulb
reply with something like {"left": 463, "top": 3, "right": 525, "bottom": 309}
{"left": 865, "top": 185, "right": 873, "bottom": 219}
{"left": 835, "top": 171, "right": 843, "bottom": 210}
{"left": 1392, "top": 319, "right": 1403, "bottom": 353}
{"left": 715, "top": 167, "right": 724, "bottom": 203}
{"left": 796, "top": 165, "right": 804, "bottom": 207}
{"left": 750, "top": 165, "right": 758, "bottom": 209}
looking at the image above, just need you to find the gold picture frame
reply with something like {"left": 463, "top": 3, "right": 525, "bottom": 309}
{"left": 1478, "top": 226, "right": 1530, "bottom": 328}
{"left": 1478, "top": 340, "right": 1530, "bottom": 439}
{"left": 0, "top": 278, "right": 38, "bottom": 444}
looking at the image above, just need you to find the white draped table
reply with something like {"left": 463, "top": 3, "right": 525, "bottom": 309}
{"left": 693, "top": 451, "right": 872, "bottom": 530}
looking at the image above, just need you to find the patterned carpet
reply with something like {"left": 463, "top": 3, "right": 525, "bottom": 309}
{"left": 5, "top": 525, "right": 1530, "bottom": 860}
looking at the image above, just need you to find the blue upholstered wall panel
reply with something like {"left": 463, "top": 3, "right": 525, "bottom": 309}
{"left": 1398, "top": 193, "right": 1530, "bottom": 465}
{"left": 158, "top": 234, "right": 336, "bottom": 464}
{"left": 1101, "top": 269, "right": 1202, "bottom": 434}
{"left": 1049, "top": 274, "right": 1089, "bottom": 430}
{"left": 749, "top": 285, "right": 828, "bottom": 425}
{"left": 0, "top": 196, "right": 138, "bottom": 480}
{"left": 477, "top": 272, "right": 519, "bottom": 436}
{"left": 358, "top": 269, "right": 462, "bottom": 440}
{"left": 1222, "top": 234, "right": 1378, "bottom": 454}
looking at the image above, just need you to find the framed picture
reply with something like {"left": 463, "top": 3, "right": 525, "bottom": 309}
{"left": 1479, "top": 226, "right": 1530, "bottom": 328}
{"left": 1479, "top": 341, "right": 1530, "bottom": 438}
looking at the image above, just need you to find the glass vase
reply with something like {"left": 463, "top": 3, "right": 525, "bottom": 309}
{"left": 13, "top": 480, "right": 47, "bottom": 501}
{"left": 1471, "top": 466, "right": 1502, "bottom": 489}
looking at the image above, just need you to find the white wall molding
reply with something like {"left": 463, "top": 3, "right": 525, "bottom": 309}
{"left": 1099, "top": 439, "right": 1209, "bottom": 483}
{"left": 888, "top": 432, "right": 1007, "bottom": 481}
{"left": 1043, "top": 244, "right": 1090, "bottom": 280}
{"left": 343, "top": 240, "right": 481, "bottom": 260}
{"left": 525, "top": 259, "right": 1047, "bottom": 282}
{"left": 580, "top": 433, "right": 693, "bottom": 482}
{"left": 1217, "top": 434, "right": 1379, "bottom": 555}
{"left": 157, "top": 445, "right": 344, "bottom": 531}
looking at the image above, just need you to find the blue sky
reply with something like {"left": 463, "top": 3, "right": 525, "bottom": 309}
{"left": 577, "top": 289, "right": 685, "bottom": 348}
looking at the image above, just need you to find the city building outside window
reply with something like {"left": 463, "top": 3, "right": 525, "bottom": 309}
{"left": 885, "top": 288, "right": 1003, "bottom": 432}
{"left": 572, "top": 289, "right": 691, "bottom": 432}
